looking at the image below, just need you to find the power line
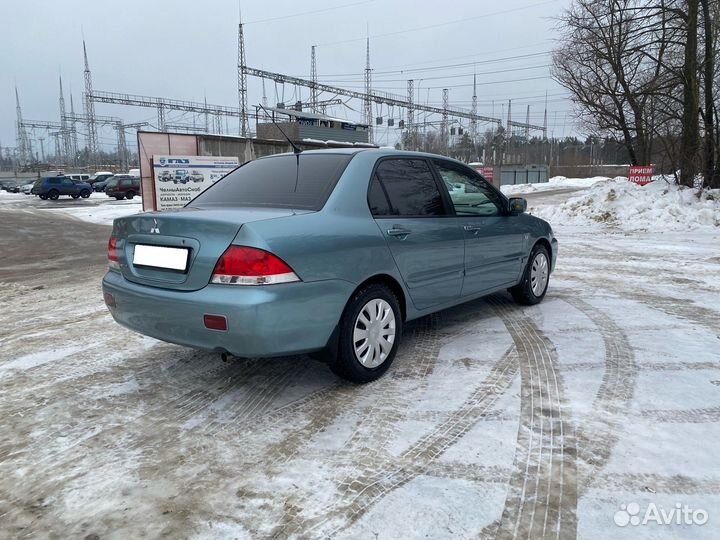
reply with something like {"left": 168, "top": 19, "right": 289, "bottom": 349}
{"left": 244, "top": 0, "right": 375, "bottom": 25}
{"left": 316, "top": 0, "right": 558, "bottom": 47}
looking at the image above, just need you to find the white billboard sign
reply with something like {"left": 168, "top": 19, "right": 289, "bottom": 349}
{"left": 152, "top": 155, "right": 240, "bottom": 210}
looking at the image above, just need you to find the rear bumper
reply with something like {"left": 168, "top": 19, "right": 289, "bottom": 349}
{"left": 551, "top": 237, "right": 558, "bottom": 272}
{"left": 102, "top": 271, "right": 354, "bottom": 357}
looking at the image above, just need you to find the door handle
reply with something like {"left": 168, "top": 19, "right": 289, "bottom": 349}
{"left": 464, "top": 224, "right": 483, "bottom": 232}
{"left": 387, "top": 227, "right": 411, "bottom": 237}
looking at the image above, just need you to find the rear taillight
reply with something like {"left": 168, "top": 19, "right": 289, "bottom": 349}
{"left": 210, "top": 246, "right": 300, "bottom": 286}
{"left": 108, "top": 236, "right": 120, "bottom": 270}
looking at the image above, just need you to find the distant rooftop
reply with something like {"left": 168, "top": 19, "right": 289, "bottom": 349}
{"left": 263, "top": 106, "right": 368, "bottom": 127}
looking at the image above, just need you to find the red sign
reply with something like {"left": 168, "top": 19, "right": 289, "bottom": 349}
{"left": 481, "top": 167, "right": 495, "bottom": 184}
{"left": 629, "top": 165, "right": 654, "bottom": 186}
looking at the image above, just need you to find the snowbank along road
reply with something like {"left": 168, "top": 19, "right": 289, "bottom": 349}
{"left": 0, "top": 182, "right": 719, "bottom": 539}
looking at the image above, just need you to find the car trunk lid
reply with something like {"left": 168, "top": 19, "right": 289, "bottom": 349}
{"left": 113, "top": 207, "right": 305, "bottom": 291}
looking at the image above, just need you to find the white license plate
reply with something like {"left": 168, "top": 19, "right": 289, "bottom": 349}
{"left": 133, "top": 244, "right": 189, "bottom": 271}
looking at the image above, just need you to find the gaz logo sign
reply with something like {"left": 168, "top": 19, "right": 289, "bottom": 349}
{"left": 629, "top": 165, "right": 654, "bottom": 186}
{"left": 158, "top": 158, "right": 190, "bottom": 167}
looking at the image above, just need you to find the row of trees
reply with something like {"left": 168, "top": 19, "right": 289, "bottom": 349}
{"left": 554, "top": 0, "right": 720, "bottom": 188}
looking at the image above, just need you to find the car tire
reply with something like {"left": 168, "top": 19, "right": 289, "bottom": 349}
{"left": 125, "top": 191, "right": 135, "bottom": 200}
{"left": 80, "top": 190, "right": 90, "bottom": 198}
{"left": 48, "top": 190, "right": 59, "bottom": 200}
{"left": 71, "top": 194, "right": 80, "bottom": 199}
{"left": 509, "top": 244, "right": 550, "bottom": 306}
{"left": 115, "top": 195, "right": 124, "bottom": 200}
{"left": 329, "top": 283, "right": 403, "bottom": 384}
{"left": 39, "top": 194, "right": 47, "bottom": 200}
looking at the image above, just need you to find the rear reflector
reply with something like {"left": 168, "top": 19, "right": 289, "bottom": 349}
{"left": 204, "top": 314, "right": 228, "bottom": 331}
{"left": 104, "top": 292, "right": 115, "bottom": 307}
{"left": 108, "top": 236, "right": 120, "bottom": 270}
{"left": 210, "top": 246, "right": 300, "bottom": 286}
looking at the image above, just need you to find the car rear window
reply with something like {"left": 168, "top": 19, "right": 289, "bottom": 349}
{"left": 189, "top": 154, "right": 353, "bottom": 211}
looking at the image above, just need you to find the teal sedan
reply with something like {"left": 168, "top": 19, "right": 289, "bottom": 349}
{"left": 102, "top": 149, "right": 557, "bottom": 383}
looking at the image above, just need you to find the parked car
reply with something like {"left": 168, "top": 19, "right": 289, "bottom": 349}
{"left": 21, "top": 183, "right": 34, "bottom": 194}
{"left": 31, "top": 176, "right": 92, "bottom": 200}
{"left": 4, "top": 183, "right": 22, "bottom": 193}
{"left": 89, "top": 171, "right": 114, "bottom": 191}
{"left": 105, "top": 175, "right": 141, "bottom": 200}
{"left": 103, "top": 149, "right": 557, "bottom": 383}
{"left": 93, "top": 175, "right": 115, "bottom": 192}
{"left": 67, "top": 173, "right": 91, "bottom": 183}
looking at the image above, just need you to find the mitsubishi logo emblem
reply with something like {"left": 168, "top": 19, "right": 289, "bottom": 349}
{"left": 150, "top": 219, "right": 160, "bottom": 234}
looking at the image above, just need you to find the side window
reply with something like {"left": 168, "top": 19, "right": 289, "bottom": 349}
{"left": 373, "top": 159, "right": 445, "bottom": 217}
{"left": 62, "top": 178, "right": 74, "bottom": 186}
{"left": 368, "top": 176, "right": 391, "bottom": 216}
{"left": 49, "top": 178, "right": 60, "bottom": 184}
{"left": 433, "top": 160, "right": 504, "bottom": 217}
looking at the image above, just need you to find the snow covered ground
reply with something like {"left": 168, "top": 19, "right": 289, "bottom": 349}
{"left": 0, "top": 181, "right": 718, "bottom": 539}
{"left": 0, "top": 191, "right": 142, "bottom": 225}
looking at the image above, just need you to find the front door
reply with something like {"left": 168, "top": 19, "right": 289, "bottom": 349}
{"left": 369, "top": 158, "right": 464, "bottom": 310}
{"left": 432, "top": 159, "right": 526, "bottom": 296}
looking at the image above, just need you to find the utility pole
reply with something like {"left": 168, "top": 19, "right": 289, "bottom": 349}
{"left": 39, "top": 137, "right": 45, "bottom": 162}
{"left": 237, "top": 13, "right": 249, "bottom": 137}
{"left": 83, "top": 40, "right": 99, "bottom": 166}
{"left": 364, "top": 36, "right": 373, "bottom": 144}
{"left": 311, "top": 45, "right": 318, "bottom": 113}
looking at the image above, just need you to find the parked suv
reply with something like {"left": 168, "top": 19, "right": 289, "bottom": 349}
{"left": 31, "top": 176, "right": 92, "bottom": 200}
{"left": 105, "top": 175, "right": 141, "bottom": 200}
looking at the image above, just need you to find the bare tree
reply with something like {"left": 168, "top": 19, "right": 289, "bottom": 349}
{"left": 553, "top": 0, "right": 681, "bottom": 166}
{"left": 679, "top": 0, "right": 701, "bottom": 186}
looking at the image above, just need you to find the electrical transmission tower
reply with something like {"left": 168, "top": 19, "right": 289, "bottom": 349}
{"left": 311, "top": 46, "right": 318, "bottom": 113}
{"left": 364, "top": 37, "right": 373, "bottom": 143}
{"left": 470, "top": 73, "right": 478, "bottom": 144}
{"left": 83, "top": 40, "right": 99, "bottom": 165}
{"left": 442, "top": 88, "right": 449, "bottom": 149}
{"left": 237, "top": 16, "right": 249, "bottom": 136}
{"left": 58, "top": 76, "right": 74, "bottom": 164}
{"left": 406, "top": 79, "right": 414, "bottom": 149}
{"left": 69, "top": 94, "right": 79, "bottom": 159}
{"left": 15, "top": 87, "right": 31, "bottom": 164}
{"left": 506, "top": 99, "right": 546, "bottom": 140}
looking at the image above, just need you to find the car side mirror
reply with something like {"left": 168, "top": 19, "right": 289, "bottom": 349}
{"left": 508, "top": 197, "right": 527, "bottom": 214}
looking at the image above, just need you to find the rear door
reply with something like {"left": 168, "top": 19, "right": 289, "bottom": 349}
{"left": 431, "top": 159, "right": 526, "bottom": 295}
{"left": 369, "top": 158, "right": 464, "bottom": 310}
{"left": 60, "top": 177, "right": 75, "bottom": 195}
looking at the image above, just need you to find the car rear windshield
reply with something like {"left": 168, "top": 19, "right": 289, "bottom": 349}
{"left": 188, "top": 154, "right": 353, "bottom": 211}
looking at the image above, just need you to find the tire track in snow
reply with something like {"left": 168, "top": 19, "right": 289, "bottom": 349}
{"left": 274, "top": 340, "right": 519, "bottom": 539}
{"left": 560, "top": 297, "right": 638, "bottom": 496}
{"left": 489, "top": 296, "right": 577, "bottom": 540}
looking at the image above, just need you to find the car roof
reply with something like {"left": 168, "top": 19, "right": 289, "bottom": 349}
{"left": 257, "top": 147, "right": 472, "bottom": 167}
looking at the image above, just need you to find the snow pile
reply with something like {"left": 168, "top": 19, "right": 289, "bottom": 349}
{"left": 533, "top": 177, "right": 720, "bottom": 230}
{"left": 501, "top": 175, "right": 609, "bottom": 196}
{"left": 47, "top": 199, "right": 143, "bottom": 225}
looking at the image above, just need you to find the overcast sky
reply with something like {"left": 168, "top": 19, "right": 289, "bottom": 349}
{"left": 0, "top": 0, "right": 573, "bottom": 152}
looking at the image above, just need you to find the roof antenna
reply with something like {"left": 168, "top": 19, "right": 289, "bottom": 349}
{"left": 257, "top": 103, "right": 302, "bottom": 154}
